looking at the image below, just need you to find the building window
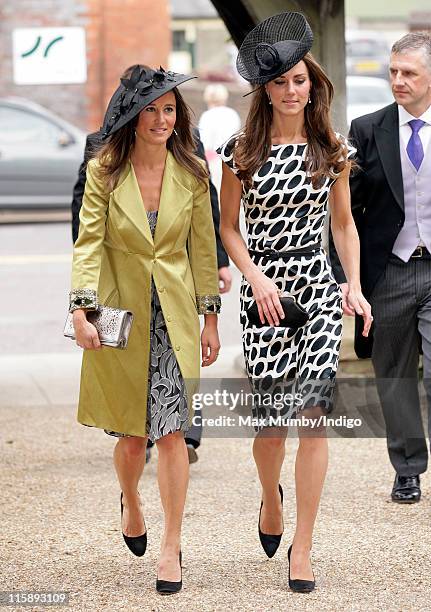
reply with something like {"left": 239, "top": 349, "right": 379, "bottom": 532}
{"left": 173, "top": 30, "right": 188, "bottom": 52}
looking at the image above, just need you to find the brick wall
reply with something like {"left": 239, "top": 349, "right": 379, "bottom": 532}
{"left": 0, "top": 0, "right": 170, "bottom": 131}
{"left": 85, "top": 0, "right": 171, "bottom": 130}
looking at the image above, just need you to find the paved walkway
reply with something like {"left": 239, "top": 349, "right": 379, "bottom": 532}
{"left": 1, "top": 341, "right": 430, "bottom": 611}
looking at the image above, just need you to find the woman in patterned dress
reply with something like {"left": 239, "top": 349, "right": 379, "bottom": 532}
{"left": 70, "top": 66, "right": 220, "bottom": 594}
{"left": 218, "top": 13, "right": 372, "bottom": 591}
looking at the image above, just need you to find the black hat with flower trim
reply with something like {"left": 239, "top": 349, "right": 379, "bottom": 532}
{"left": 101, "top": 66, "right": 196, "bottom": 139}
{"left": 237, "top": 12, "right": 313, "bottom": 87}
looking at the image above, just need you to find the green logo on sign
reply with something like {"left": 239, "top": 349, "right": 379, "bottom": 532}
{"left": 21, "top": 36, "right": 64, "bottom": 58}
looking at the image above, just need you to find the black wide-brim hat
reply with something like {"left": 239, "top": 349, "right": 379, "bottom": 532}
{"left": 237, "top": 12, "right": 313, "bottom": 86}
{"left": 101, "top": 66, "right": 196, "bottom": 139}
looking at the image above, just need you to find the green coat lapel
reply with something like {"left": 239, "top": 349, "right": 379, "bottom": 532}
{"left": 111, "top": 161, "right": 154, "bottom": 246}
{"left": 154, "top": 152, "right": 193, "bottom": 246}
{"left": 111, "top": 152, "right": 193, "bottom": 248}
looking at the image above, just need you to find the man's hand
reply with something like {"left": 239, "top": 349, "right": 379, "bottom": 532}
{"left": 218, "top": 266, "right": 232, "bottom": 293}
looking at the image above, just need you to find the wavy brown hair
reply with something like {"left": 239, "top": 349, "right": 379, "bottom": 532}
{"left": 235, "top": 53, "right": 352, "bottom": 189}
{"left": 95, "top": 80, "right": 208, "bottom": 192}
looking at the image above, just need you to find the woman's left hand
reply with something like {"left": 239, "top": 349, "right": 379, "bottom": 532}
{"left": 346, "top": 285, "right": 373, "bottom": 337}
{"left": 201, "top": 322, "right": 221, "bottom": 367}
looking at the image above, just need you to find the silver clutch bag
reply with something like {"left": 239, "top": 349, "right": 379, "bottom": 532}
{"left": 64, "top": 305, "right": 134, "bottom": 349}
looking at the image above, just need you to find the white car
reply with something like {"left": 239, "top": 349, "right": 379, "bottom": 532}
{"left": 346, "top": 76, "right": 393, "bottom": 126}
{"left": 346, "top": 30, "right": 390, "bottom": 80}
{"left": 0, "top": 97, "right": 86, "bottom": 208}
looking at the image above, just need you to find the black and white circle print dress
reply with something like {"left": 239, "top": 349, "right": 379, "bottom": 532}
{"left": 217, "top": 135, "right": 355, "bottom": 421}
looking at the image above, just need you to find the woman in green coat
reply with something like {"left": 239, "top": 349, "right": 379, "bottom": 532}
{"left": 70, "top": 66, "right": 221, "bottom": 594}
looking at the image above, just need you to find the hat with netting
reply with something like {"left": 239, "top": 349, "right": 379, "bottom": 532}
{"left": 237, "top": 12, "right": 313, "bottom": 86}
{"left": 101, "top": 65, "right": 195, "bottom": 139}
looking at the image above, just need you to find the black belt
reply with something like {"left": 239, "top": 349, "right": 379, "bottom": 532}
{"left": 410, "top": 246, "right": 431, "bottom": 259}
{"left": 249, "top": 243, "right": 322, "bottom": 261}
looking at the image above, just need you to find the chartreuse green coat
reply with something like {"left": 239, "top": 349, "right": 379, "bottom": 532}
{"left": 70, "top": 152, "right": 220, "bottom": 436}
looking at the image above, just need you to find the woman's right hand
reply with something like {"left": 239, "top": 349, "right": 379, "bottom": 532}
{"left": 248, "top": 269, "right": 285, "bottom": 326}
{"left": 72, "top": 309, "right": 102, "bottom": 350}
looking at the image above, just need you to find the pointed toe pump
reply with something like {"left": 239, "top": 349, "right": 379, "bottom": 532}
{"left": 288, "top": 545, "right": 315, "bottom": 593}
{"left": 258, "top": 484, "right": 284, "bottom": 558}
{"left": 156, "top": 551, "right": 183, "bottom": 595}
{"left": 120, "top": 493, "right": 147, "bottom": 557}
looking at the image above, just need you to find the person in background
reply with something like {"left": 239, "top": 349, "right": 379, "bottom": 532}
{"left": 330, "top": 32, "right": 431, "bottom": 505}
{"left": 71, "top": 65, "right": 232, "bottom": 465}
{"left": 198, "top": 83, "right": 241, "bottom": 191}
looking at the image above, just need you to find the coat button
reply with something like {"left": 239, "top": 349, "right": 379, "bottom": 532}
{"left": 158, "top": 287, "right": 164, "bottom": 293}
{"left": 175, "top": 345, "right": 180, "bottom": 351}
{"left": 167, "top": 315, "right": 172, "bottom": 321}
{"left": 152, "top": 259, "right": 157, "bottom": 264}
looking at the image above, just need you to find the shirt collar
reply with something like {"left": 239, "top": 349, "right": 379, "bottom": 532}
{"left": 398, "top": 103, "right": 431, "bottom": 127}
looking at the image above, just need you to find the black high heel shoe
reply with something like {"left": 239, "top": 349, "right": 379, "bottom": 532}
{"left": 288, "top": 544, "right": 315, "bottom": 593}
{"left": 258, "top": 484, "right": 284, "bottom": 558}
{"left": 120, "top": 492, "right": 147, "bottom": 557}
{"left": 156, "top": 551, "right": 182, "bottom": 595}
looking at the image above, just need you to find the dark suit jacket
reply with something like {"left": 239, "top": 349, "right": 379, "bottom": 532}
{"left": 329, "top": 102, "right": 405, "bottom": 357}
{"left": 71, "top": 129, "right": 229, "bottom": 269}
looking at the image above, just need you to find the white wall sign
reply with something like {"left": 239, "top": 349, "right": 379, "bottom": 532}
{"left": 13, "top": 27, "right": 87, "bottom": 85}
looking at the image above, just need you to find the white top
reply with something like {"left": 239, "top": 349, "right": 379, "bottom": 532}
{"left": 398, "top": 104, "right": 431, "bottom": 155}
{"left": 198, "top": 106, "right": 241, "bottom": 153}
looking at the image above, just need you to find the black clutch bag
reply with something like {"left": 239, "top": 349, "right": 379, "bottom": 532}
{"left": 246, "top": 296, "right": 309, "bottom": 329}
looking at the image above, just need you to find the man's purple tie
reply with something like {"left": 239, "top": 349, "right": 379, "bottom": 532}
{"left": 407, "top": 119, "right": 425, "bottom": 171}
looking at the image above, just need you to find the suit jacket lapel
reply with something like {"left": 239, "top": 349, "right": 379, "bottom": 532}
{"left": 374, "top": 103, "right": 404, "bottom": 211}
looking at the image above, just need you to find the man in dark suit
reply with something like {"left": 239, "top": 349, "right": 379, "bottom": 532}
{"left": 71, "top": 65, "right": 232, "bottom": 464}
{"left": 331, "top": 32, "right": 431, "bottom": 503}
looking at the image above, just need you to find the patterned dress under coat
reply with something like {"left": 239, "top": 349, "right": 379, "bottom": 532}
{"left": 105, "top": 211, "right": 189, "bottom": 442}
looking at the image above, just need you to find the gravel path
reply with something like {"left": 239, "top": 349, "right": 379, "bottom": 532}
{"left": 1, "top": 404, "right": 430, "bottom": 611}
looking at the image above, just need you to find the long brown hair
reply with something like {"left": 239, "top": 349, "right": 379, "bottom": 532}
{"left": 235, "top": 53, "right": 351, "bottom": 189}
{"left": 95, "top": 86, "right": 208, "bottom": 192}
